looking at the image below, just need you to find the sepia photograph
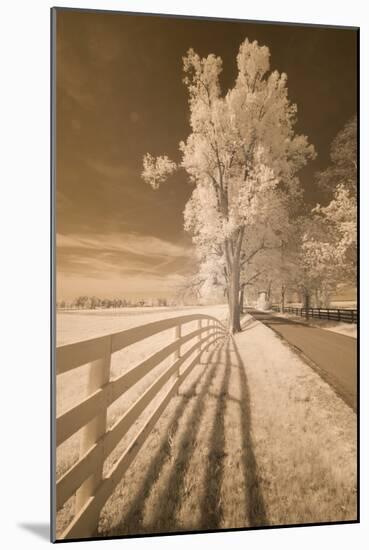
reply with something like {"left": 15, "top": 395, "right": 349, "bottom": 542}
{"left": 52, "top": 7, "right": 358, "bottom": 542}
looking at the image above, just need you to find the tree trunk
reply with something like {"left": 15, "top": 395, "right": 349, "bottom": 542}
{"left": 281, "top": 285, "right": 285, "bottom": 313}
{"left": 226, "top": 229, "right": 244, "bottom": 334}
{"left": 228, "top": 266, "right": 241, "bottom": 333}
{"left": 239, "top": 285, "right": 245, "bottom": 315}
{"left": 304, "top": 291, "right": 310, "bottom": 320}
{"left": 267, "top": 280, "right": 272, "bottom": 301}
{"left": 314, "top": 289, "right": 320, "bottom": 308}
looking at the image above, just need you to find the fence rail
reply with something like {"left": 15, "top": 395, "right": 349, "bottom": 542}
{"left": 271, "top": 305, "right": 357, "bottom": 324}
{"left": 55, "top": 314, "right": 226, "bottom": 539}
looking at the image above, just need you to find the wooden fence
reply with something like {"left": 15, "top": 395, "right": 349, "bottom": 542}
{"left": 55, "top": 314, "right": 226, "bottom": 539}
{"left": 271, "top": 305, "right": 357, "bottom": 324}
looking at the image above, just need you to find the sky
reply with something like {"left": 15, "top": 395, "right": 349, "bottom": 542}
{"left": 55, "top": 9, "right": 357, "bottom": 301}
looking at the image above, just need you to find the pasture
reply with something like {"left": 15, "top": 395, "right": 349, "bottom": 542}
{"left": 55, "top": 306, "right": 356, "bottom": 539}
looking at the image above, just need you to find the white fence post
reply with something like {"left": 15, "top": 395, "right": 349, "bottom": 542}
{"left": 174, "top": 324, "right": 181, "bottom": 361}
{"left": 75, "top": 336, "right": 111, "bottom": 513}
{"left": 174, "top": 324, "right": 181, "bottom": 393}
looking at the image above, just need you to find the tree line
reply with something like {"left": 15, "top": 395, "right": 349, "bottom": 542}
{"left": 57, "top": 296, "right": 169, "bottom": 309}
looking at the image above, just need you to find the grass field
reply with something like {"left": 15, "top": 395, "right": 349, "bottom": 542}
{"left": 55, "top": 307, "right": 356, "bottom": 538}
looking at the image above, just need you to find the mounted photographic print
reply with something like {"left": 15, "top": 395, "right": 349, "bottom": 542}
{"left": 51, "top": 7, "right": 359, "bottom": 542}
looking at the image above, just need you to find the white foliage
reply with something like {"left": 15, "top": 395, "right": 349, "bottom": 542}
{"left": 142, "top": 39, "right": 316, "bottom": 316}
{"left": 141, "top": 153, "right": 177, "bottom": 190}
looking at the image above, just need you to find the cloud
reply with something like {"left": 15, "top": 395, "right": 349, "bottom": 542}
{"left": 86, "top": 160, "right": 135, "bottom": 180}
{"left": 57, "top": 232, "right": 192, "bottom": 260}
{"left": 56, "top": 231, "right": 195, "bottom": 299}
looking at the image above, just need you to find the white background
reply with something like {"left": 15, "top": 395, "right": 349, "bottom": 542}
{"left": 0, "top": 0, "right": 367, "bottom": 548}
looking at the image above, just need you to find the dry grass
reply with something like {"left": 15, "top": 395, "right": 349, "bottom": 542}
{"left": 233, "top": 316, "right": 356, "bottom": 526}
{"left": 56, "top": 310, "right": 356, "bottom": 539}
{"left": 96, "top": 322, "right": 355, "bottom": 536}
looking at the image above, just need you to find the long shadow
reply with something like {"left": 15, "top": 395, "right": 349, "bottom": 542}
{"left": 198, "top": 337, "right": 232, "bottom": 530}
{"left": 231, "top": 337, "right": 268, "bottom": 526}
{"left": 108, "top": 340, "right": 224, "bottom": 536}
{"left": 240, "top": 317, "right": 259, "bottom": 332}
{"left": 145, "top": 341, "right": 226, "bottom": 532}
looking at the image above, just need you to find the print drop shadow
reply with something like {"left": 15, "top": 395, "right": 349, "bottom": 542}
{"left": 105, "top": 340, "right": 224, "bottom": 537}
{"left": 17, "top": 523, "right": 49, "bottom": 541}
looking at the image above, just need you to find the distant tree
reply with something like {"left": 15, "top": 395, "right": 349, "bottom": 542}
{"left": 302, "top": 116, "right": 357, "bottom": 302}
{"left": 143, "top": 39, "right": 315, "bottom": 332}
{"left": 315, "top": 115, "right": 357, "bottom": 198}
{"left": 90, "top": 296, "right": 100, "bottom": 309}
{"left": 74, "top": 295, "right": 89, "bottom": 309}
{"left": 272, "top": 244, "right": 301, "bottom": 312}
{"left": 175, "top": 269, "right": 207, "bottom": 305}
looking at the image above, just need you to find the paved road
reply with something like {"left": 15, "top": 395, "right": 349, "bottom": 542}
{"left": 247, "top": 309, "right": 357, "bottom": 411}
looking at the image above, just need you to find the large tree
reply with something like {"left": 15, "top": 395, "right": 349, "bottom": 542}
{"left": 142, "top": 39, "right": 315, "bottom": 333}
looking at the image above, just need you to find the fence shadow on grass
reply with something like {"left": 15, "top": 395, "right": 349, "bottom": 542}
{"left": 199, "top": 337, "right": 267, "bottom": 530}
{"left": 198, "top": 337, "right": 232, "bottom": 530}
{"left": 231, "top": 337, "right": 267, "bottom": 527}
{"left": 144, "top": 343, "right": 225, "bottom": 533}
{"left": 240, "top": 316, "right": 259, "bottom": 332}
{"left": 103, "top": 332, "right": 267, "bottom": 536}
{"left": 106, "top": 341, "right": 224, "bottom": 537}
